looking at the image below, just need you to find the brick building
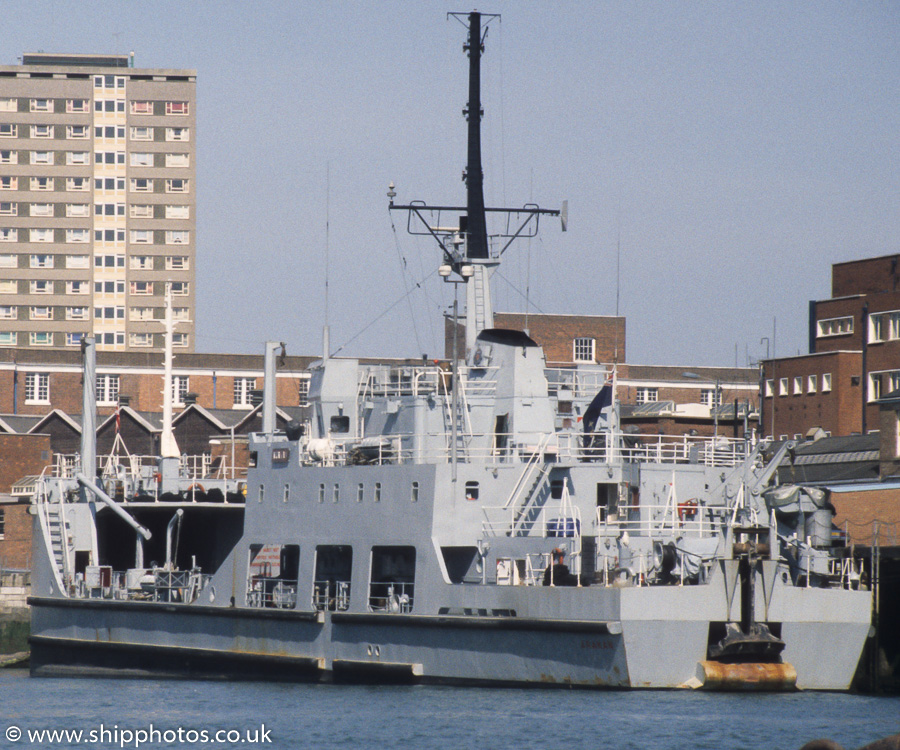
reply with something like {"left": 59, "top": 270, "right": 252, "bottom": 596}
{"left": 446, "top": 312, "right": 626, "bottom": 365}
{"left": 761, "top": 254, "right": 900, "bottom": 438}
{"left": 0, "top": 346, "right": 316, "bottom": 418}
{"left": 0, "top": 432, "right": 51, "bottom": 569}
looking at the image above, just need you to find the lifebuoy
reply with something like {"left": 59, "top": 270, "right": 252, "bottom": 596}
{"left": 677, "top": 500, "right": 698, "bottom": 522}
{"left": 188, "top": 483, "right": 205, "bottom": 494}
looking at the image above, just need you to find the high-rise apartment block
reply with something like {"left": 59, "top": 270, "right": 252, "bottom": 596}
{"left": 0, "top": 53, "right": 195, "bottom": 352}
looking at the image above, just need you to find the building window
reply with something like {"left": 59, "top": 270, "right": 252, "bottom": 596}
{"left": 130, "top": 126, "right": 153, "bottom": 141}
{"left": 30, "top": 151, "right": 53, "bottom": 165}
{"left": 165, "top": 101, "right": 189, "bottom": 116}
{"left": 0, "top": 124, "right": 16, "bottom": 138}
{"left": 93, "top": 306, "right": 125, "bottom": 321}
{"left": 165, "top": 179, "right": 188, "bottom": 193}
{"left": 173, "top": 307, "right": 189, "bottom": 321}
{"left": 0, "top": 177, "right": 17, "bottom": 190}
{"left": 130, "top": 229, "right": 154, "bottom": 244}
{"left": 95, "top": 177, "right": 125, "bottom": 191}
{"left": 30, "top": 332, "right": 52, "bottom": 346}
{"left": 66, "top": 281, "right": 89, "bottom": 295}
{"left": 173, "top": 333, "right": 189, "bottom": 348}
{"left": 0, "top": 280, "right": 18, "bottom": 294}
{"left": 30, "top": 229, "right": 54, "bottom": 244}
{"left": 822, "top": 373, "right": 832, "bottom": 392}
{"left": 165, "top": 205, "right": 189, "bottom": 219}
{"left": 0, "top": 203, "right": 15, "bottom": 217}
{"left": 700, "top": 389, "right": 722, "bottom": 407}
{"left": 165, "top": 153, "right": 189, "bottom": 168}
{"left": 170, "top": 281, "right": 189, "bottom": 296}
{"left": 0, "top": 99, "right": 16, "bottom": 112}
{"left": 298, "top": 378, "right": 310, "bottom": 406}
{"left": 65, "top": 333, "right": 83, "bottom": 347}
{"left": 130, "top": 205, "right": 153, "bottom": 219}
{"left": 0, "top": 305, "right": 15, "bottom": 319}
{"left": 94, "top": 254, "right": 125, "bottom": 269}
{"left": 30, "top": 306, "right": 52, "bottom": 320}
{"left": 172, "top": 375, "right": 189, "bottom": 405}
{"left": 165, "top": 231, "right": 189, "bottom": 246}
{"left": 30, "top": 98, "right": 53, "bottom": 113}
{"left": 635, "top": 387, "right": 658, "bottom": 404}
{"left": 0, "top": 332, "right": 16, "bottom": 346}
{"left": 66, "top": 177, "right": 89, "bottom": 191}
{"left": 66, "top": 229, "right": 90, "bottom": 244}
{"left": 130, "top": 152, "right": 153, "bottom": 167}
{"left": 869, "top": 311, "right": 900, "bottom": 343}
{"left": 793, "top": 376, "right": 802, "bottom": 395}
{"left": 32, "top": 177, "right": 53, "bottom": 191}
{"left": 0, "top": 228, "right": 16, "bottom": 242}
{"left": 94, "top": 229, "right": 125, "bottom": 243}
{"left": 66, "top": 204, "right": 90, "bottom": 218}
{"left": 817, "top": 317, "right": 853, "bottom": 338}
{"left": 25, "top": 373, "right": 51, "bottom": 403}
{"left": 0, "top": 150, "right": 15, "bottom": 164}
{"left": 129, "top": 333, "right": 153, "bottom": 348}
{"left": 94, "top": 203, "right": 125, "bottom": 217}
{"left": 130, "top": 256, "right": 154, "bottom": 271}
{"left": 30, "top": 124, "right": 53, "bottom": 139}
{"left": 66, "top": 125, "right": 89, "bottom": 139}
{"left": 130, "top": 178, "right": 153, "bottom": 193}
{"left": 233, "top": 377, "right": 256, "bottom": 407}
{"left": 573, "top": 337, "right": 596, "bottom": 363}
{"left": 130, "top": 281, "right": 153, "bottom": 296}
{"left": 0, "top": 254, "right": 13, "bottom": 267}
{"left": 30, "top": 280, "right": 53, "bottom": 295}
{"left": 96, "top": 374, "right": 120, "bottom": 405}
{"left": 807, "top": 375, "right": 817, "bottom": 393}
{"left": 778, "top": 378, "right": 789, "bottom": 396}
{"left": 165, "top": 257, "right": 188, "bottom": 273}
{"left": 66, "top": 306, "right": 88, "bottom": 320}
{"left": 130, "top": 307, "right": 154, "bottom": 321}
{"left": 95, "top": 151, "right": 125, "bottom": 165}
{"left": 30, "top": 203, "right": 53, "bottom": 217}
{"left": 130, "top": 101, "right": 154, "bottom": 115}
{"left": 166, "top": 127, "right": 189, "bottom": 142}
{"left": 66, "top": 151, "right": 90, "bottom": 166}
{"left": 67, "top": 99, "right": 89, "bottom": 113}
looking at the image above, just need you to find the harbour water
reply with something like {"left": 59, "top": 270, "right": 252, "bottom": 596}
{"left": 0, "top": 672, "right": 896, "bottom": 750}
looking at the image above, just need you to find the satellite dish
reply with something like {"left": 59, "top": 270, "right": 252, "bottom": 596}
{"left": 560, "top": 200, "right": 568, "bottom": 232}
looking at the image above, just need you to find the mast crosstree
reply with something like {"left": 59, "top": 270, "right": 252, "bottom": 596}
{"left": 388, "top": 10, "right": 566, "bottom": 358}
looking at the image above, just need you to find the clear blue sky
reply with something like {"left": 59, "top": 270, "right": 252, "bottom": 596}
{"left": 4, "top": 1, "right": 898, "bottom": 366}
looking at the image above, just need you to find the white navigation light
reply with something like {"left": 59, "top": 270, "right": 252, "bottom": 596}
{"left": 461, "top": 265, "right": 474, "bottom": 278}
{"left": 438, "top": 264, "right": 452, "bottom": 277}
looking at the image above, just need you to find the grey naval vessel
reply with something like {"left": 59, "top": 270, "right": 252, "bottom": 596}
{"left": 29, "top": 12, "right": 871, "bottom": 690}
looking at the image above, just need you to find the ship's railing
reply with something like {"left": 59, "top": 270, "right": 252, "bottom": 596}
{"left": 482, "top": 501, "right": 583, "bottom": 538}
{"left": 596, "top": 501, "right": 720, "bottom": 539}
{"left": 71, "top": 567, "right": 210, "bottom": 603}
{"left": 356, "top": 364, "right": 499, "bottom": 400}
{"left": 246, "top": 577, "right": 298, "bottom": 609}
{"left": 304, "top": 430, "right": 748, "bottom": 469}
{"left": 545, "top": 366, "right": 610, "bottom": 399}
{"left": 49, "top": 453, "right": 244, "bottom": 482}
{"left": 312, "top": 579, "right": 351, "bottom": 612}
{"left": 367, "top": 581, "right": 414, "bottom": 613}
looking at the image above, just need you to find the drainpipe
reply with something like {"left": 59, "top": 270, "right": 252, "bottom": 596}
{"left": 12, "top": 367, "right": 17, "bottom": 415}
{"left": 212, "top": 371, "right": 217, "bottom": 409}
{"left": 861, "top": 303, "right": 869, "bottom": 434}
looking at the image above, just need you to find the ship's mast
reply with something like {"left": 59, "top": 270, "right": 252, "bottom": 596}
{"left": 389, "top": 10, "right": 564, "bottom": 360}
{"left": 460, "top": 10, "right": 490, "bottom": 262}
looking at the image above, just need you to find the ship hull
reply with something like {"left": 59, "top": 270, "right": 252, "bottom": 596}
{"left": 29, "top": 586, "right": 871, "bottom": 690}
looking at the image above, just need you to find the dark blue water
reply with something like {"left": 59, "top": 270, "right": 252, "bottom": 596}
{"left": 0, "top": 672, "right": 896, "bottom": 750}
